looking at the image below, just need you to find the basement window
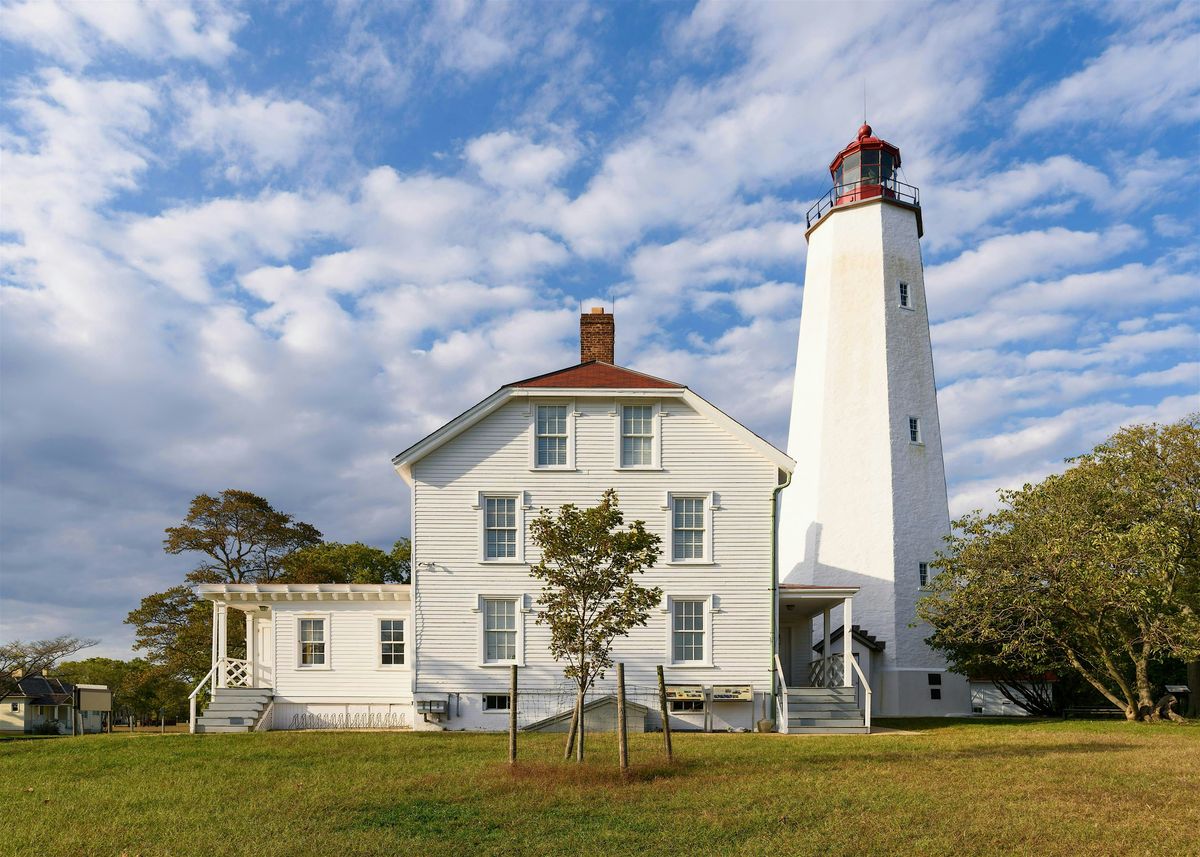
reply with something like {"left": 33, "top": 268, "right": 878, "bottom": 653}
{"left": 483, "top": 694, "right": 510, "bottom": 712}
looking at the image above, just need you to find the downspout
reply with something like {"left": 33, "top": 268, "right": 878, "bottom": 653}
{"left": 769, "top": 467, "right": 794, "bottom": 728}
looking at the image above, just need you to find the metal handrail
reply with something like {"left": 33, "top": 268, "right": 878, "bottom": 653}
{"left": 188, "top": 663, "right": 218, "bottom": 734}
{"left": 846, "top": 656, "right": 873, "bottom": 733}
{"left": 773, "top": 653, "right": 790, "bottom": 734}
{"left": 806, "top": 176, "right": 921, "bottom": 228}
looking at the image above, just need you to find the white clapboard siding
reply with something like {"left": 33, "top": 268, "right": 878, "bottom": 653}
{"left": 411, "top": 395, "right": 779, "bottom": 712}
{"left": 271, "top": 601, "right": 412, "bottom": 702}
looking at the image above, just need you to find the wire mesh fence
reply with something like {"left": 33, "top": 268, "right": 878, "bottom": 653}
{"left": 513, "top": 682, "right": 669, "bottom": 731}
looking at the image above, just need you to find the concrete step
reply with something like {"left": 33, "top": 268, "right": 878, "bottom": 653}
{"left": 789, "top": 717, "right": 866, "bottom": 728}
{"left": 195, "top": 724, "right": 252, "bottom": 734}
{"left": 206, "top": 699, "right": 268, "bottom": 710}
{"left": 212, "top": 688, "right": 273, "bottom": 697}
{"left": 787, "top": 687, "right": 856, "bottom": 698}
{"left": 787, "top": 705, "right": 864, "bottom": 715}
{"left": 202, "top": 707, "right": 264, "bottom": 719}
{"left": 787, "top": 700, "right": 860, "bottom": 710}
{"left": 785, "top": 725, "right": 870, "bottom": 735}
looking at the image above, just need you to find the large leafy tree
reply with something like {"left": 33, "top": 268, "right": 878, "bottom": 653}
{"left": 0, "top": 636, "right": 97, "bottom": 701}
{"left": 128, "top": 490, "right": 324, "bottom": 685}
{"left": 529, "top": 489, "right": 662, "bottom": 761}
{"left": 280, "top": 539, "right": 411, "bottom": 584}
{"left": 164, "top": 489, "right": 323, "bottom": 584}
{"left": 918, "top": 415, "right": 1200, "bottom": 721}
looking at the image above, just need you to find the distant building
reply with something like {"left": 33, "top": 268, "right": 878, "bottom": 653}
{"left": 1, "top": 675, "right": 111, "bottom": 734}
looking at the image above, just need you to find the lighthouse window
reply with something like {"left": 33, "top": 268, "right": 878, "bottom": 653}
{"left": 861, "top": 149, "right": 880, "bottom": 185}
{"left": 880, "top": 151, "right": 894, "bottom": 182}
{"left": 908, "top": 417, "right": 922, "bottom": 444}
{"left": 898, "top": 281, "right": 911, "bottom": 308}
{"left": 842, "top": 151, "right": 860, "bottom": 184}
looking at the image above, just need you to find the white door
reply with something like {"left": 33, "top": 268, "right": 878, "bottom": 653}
{"left": 253, "top": 616, "right": 274, "bottom": 688}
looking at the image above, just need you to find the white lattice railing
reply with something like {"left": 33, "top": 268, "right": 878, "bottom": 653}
{"left": 222, "top": 658, "right": 250, "bottom": 688}
{"left": 809, "top": 657, "right": 843, "bottom": 687}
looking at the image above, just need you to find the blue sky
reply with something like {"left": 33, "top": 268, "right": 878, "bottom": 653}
{"left": 1, "top": 0, "right": 1197, "bottom": 658}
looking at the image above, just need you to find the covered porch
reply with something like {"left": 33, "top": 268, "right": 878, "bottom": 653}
{"left": 774, "top": 584, "right": 873, "bottom": 733}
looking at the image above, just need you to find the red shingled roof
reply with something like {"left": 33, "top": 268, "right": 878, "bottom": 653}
{"left": 511, "top": 361, "right": 683, "bottom": 389}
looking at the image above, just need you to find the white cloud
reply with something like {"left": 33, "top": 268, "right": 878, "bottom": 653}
{"left": 176, "top": 83, "right": 331, "bottom": 179}
{"left": 1015, "top": 31, "right": 1200, "bottom": 132}
{"left": 0, "top": 0, "right": 243, "bottom": 67}
{"left": 466, "top": 131, "right": 575, "bottom": 189}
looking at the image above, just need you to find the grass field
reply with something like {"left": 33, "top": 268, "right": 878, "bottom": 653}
{"left": 2, "top": 718, "right": 1196, "bottom": 856}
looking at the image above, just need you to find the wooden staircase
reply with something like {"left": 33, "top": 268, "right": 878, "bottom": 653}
{"left": 785, "top": 686, "right": 868, "bottom": 734}
{"left": 195, "top": 687, "right": 273, "bottom": 733}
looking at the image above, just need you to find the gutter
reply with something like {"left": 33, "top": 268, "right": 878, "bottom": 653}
{"left": 769, "top": 466, "right": 794, "bottom": 728}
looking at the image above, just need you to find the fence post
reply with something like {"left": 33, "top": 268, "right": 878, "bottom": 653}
{"left": 508, "top": 665, "right": 518, "bottom": 765}
{"left": 617, "top": 663, "right": 629, "bottom": 773}
{"left": 657, "top": 665, "right": 673, "bottom": 763}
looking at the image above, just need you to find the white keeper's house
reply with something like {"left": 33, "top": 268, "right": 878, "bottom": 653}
{"left": 193, "top": 124, "right": 971, "bottom": 734}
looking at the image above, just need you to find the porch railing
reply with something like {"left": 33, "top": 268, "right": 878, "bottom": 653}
{"left": 809, "top": 657, "right": 843, "bottom": 687}
{"left": 188, "top": 658, "right": 253, "bottom": 734}
{"left": 773, "top": 653, "right": 790, "bottom": 735}
{"left": 847, "top": 656, "right": 873, "bottom": 733}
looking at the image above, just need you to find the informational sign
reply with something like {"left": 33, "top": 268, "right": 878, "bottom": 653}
{"left": 665, "top": 684, "right": 705, "bottom": 701}
{"left": 710, "top": 685, "right": 753, "bottom": 702}
{"left": 76, "top": 685, "right": 112, "bottom": 712}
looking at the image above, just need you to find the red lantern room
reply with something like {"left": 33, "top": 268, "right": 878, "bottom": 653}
{"left": 831, "top": 123, "right": 901, "bottom": 204}
{"left": 806, "top": 124, "right": 921, "bottom": 235}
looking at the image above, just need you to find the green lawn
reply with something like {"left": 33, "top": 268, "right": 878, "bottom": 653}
{"left": 2, "top": 719, "right": 1196, "bottom": 856}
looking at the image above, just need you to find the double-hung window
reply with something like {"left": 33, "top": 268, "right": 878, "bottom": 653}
{"left": 672, "top": 496, "right": 706, "bottom": 561}
{"left": 621, "top": 404, "right": 655, "bottom": 467}
{"left": 672, "top": 600, "right": 705, "bottom": 664}
{"left": 535, "top": 405, "right": 568, "bottom": 467}
{"left": 299, "top": 618, "right": 326, "bottom": 667}
{"left": 919, "top": 562, "right": 930, "bottom": 588}
{"left": 484, "top": 497, "right": 518, "bottom": 560}
{"left": 484, "top": 598, "right": 517, "bottom": 663}
{"left": 908, "top": 417, "right": 922, "bottom": 444}
{"left": 380, "top": 619, "right": 405, "bottom": 666}
{"left": 899, "top": 281, "right": 911, "bottom": 308}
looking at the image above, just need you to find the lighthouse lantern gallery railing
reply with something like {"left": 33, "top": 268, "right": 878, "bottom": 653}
{"left": 805, "top": 176, "right": 920, "bottom": 229}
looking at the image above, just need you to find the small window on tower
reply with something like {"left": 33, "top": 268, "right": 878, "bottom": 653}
{"left": 919, "top": 562, "right": 929, "bottom": 588}
{"left": 898, "top": 281, "right": 911, "bottom": 308}
{"left": 908, "top": 417, "right": 922, "bottom": 444}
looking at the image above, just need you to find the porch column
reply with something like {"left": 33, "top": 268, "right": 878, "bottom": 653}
{"left": 216, "top": 603, "right": 229, "bottom": 689}
{"left": 246, "top": 610, "right": 255, "bottom": 687}
{"left": 210, "top": 600, "right": 219, "bottom": 693}
{"left": 822, "top": 608, "right": 832, "bottom": 688}
{"left": 842, "top": 596, "right": 853, "bottom": 688}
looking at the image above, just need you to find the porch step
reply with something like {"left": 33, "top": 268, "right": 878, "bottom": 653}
{"left": 780, "top": 686, "right": 866, "bottom": 734}
{"left": 195, "top": 688, "right": 273, "bottom": 734}
{"left": 787, "top": 687, "right": 856, "bottom": 698}
{"left": 786, "top": 725, "right": 870, "bottom": 735}
{"left": 786, "top": 709, "right": 861, "bottom": 719}
{"left": 788, "top": 717, "right": 865, "bottom": 728}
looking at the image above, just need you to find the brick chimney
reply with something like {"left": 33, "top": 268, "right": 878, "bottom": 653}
{"left": 580, "top": 307, "right": 614, "bottom": 363}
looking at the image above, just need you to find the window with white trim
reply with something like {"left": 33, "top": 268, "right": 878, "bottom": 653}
{"left": 484, "top": 497, "right": 518, "bottom": 559}
{"left": 9, "top": 703, "right": 17, "bottom": 712}
{"left": 535, "top": 405, "right": 568, "bottom": 467}
{"left": 672, "top": 599, "right": 705, "bottom": 663}
{"left": 299, "top": 618, "right": 326, "bottom": 666}
{"left": 908, "top": 416, "right": 922, "bottom": 444}
{"left": 672, "top": 496, "right": 706, "bottom": 561}
{"left": 483, "top": 694, "right": 510, "bottom": 712}
{"left": 379, "top": 619, "right": 405, "bottom": 666}
{"left": 919, "top": 562, "right": 929, "bottom": 588}
{"left": 621, "top": 404, "right": 654, "bottom": 467}
{"left": 898, "top": 281, "right": 911, "bottom": 308}
{"left": 484, "top": 598, "right": 518, "bottom": 663}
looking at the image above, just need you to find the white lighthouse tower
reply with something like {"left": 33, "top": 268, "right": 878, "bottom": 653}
{"left": 778, "top": 124, "right": 969, "bottom": 716}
